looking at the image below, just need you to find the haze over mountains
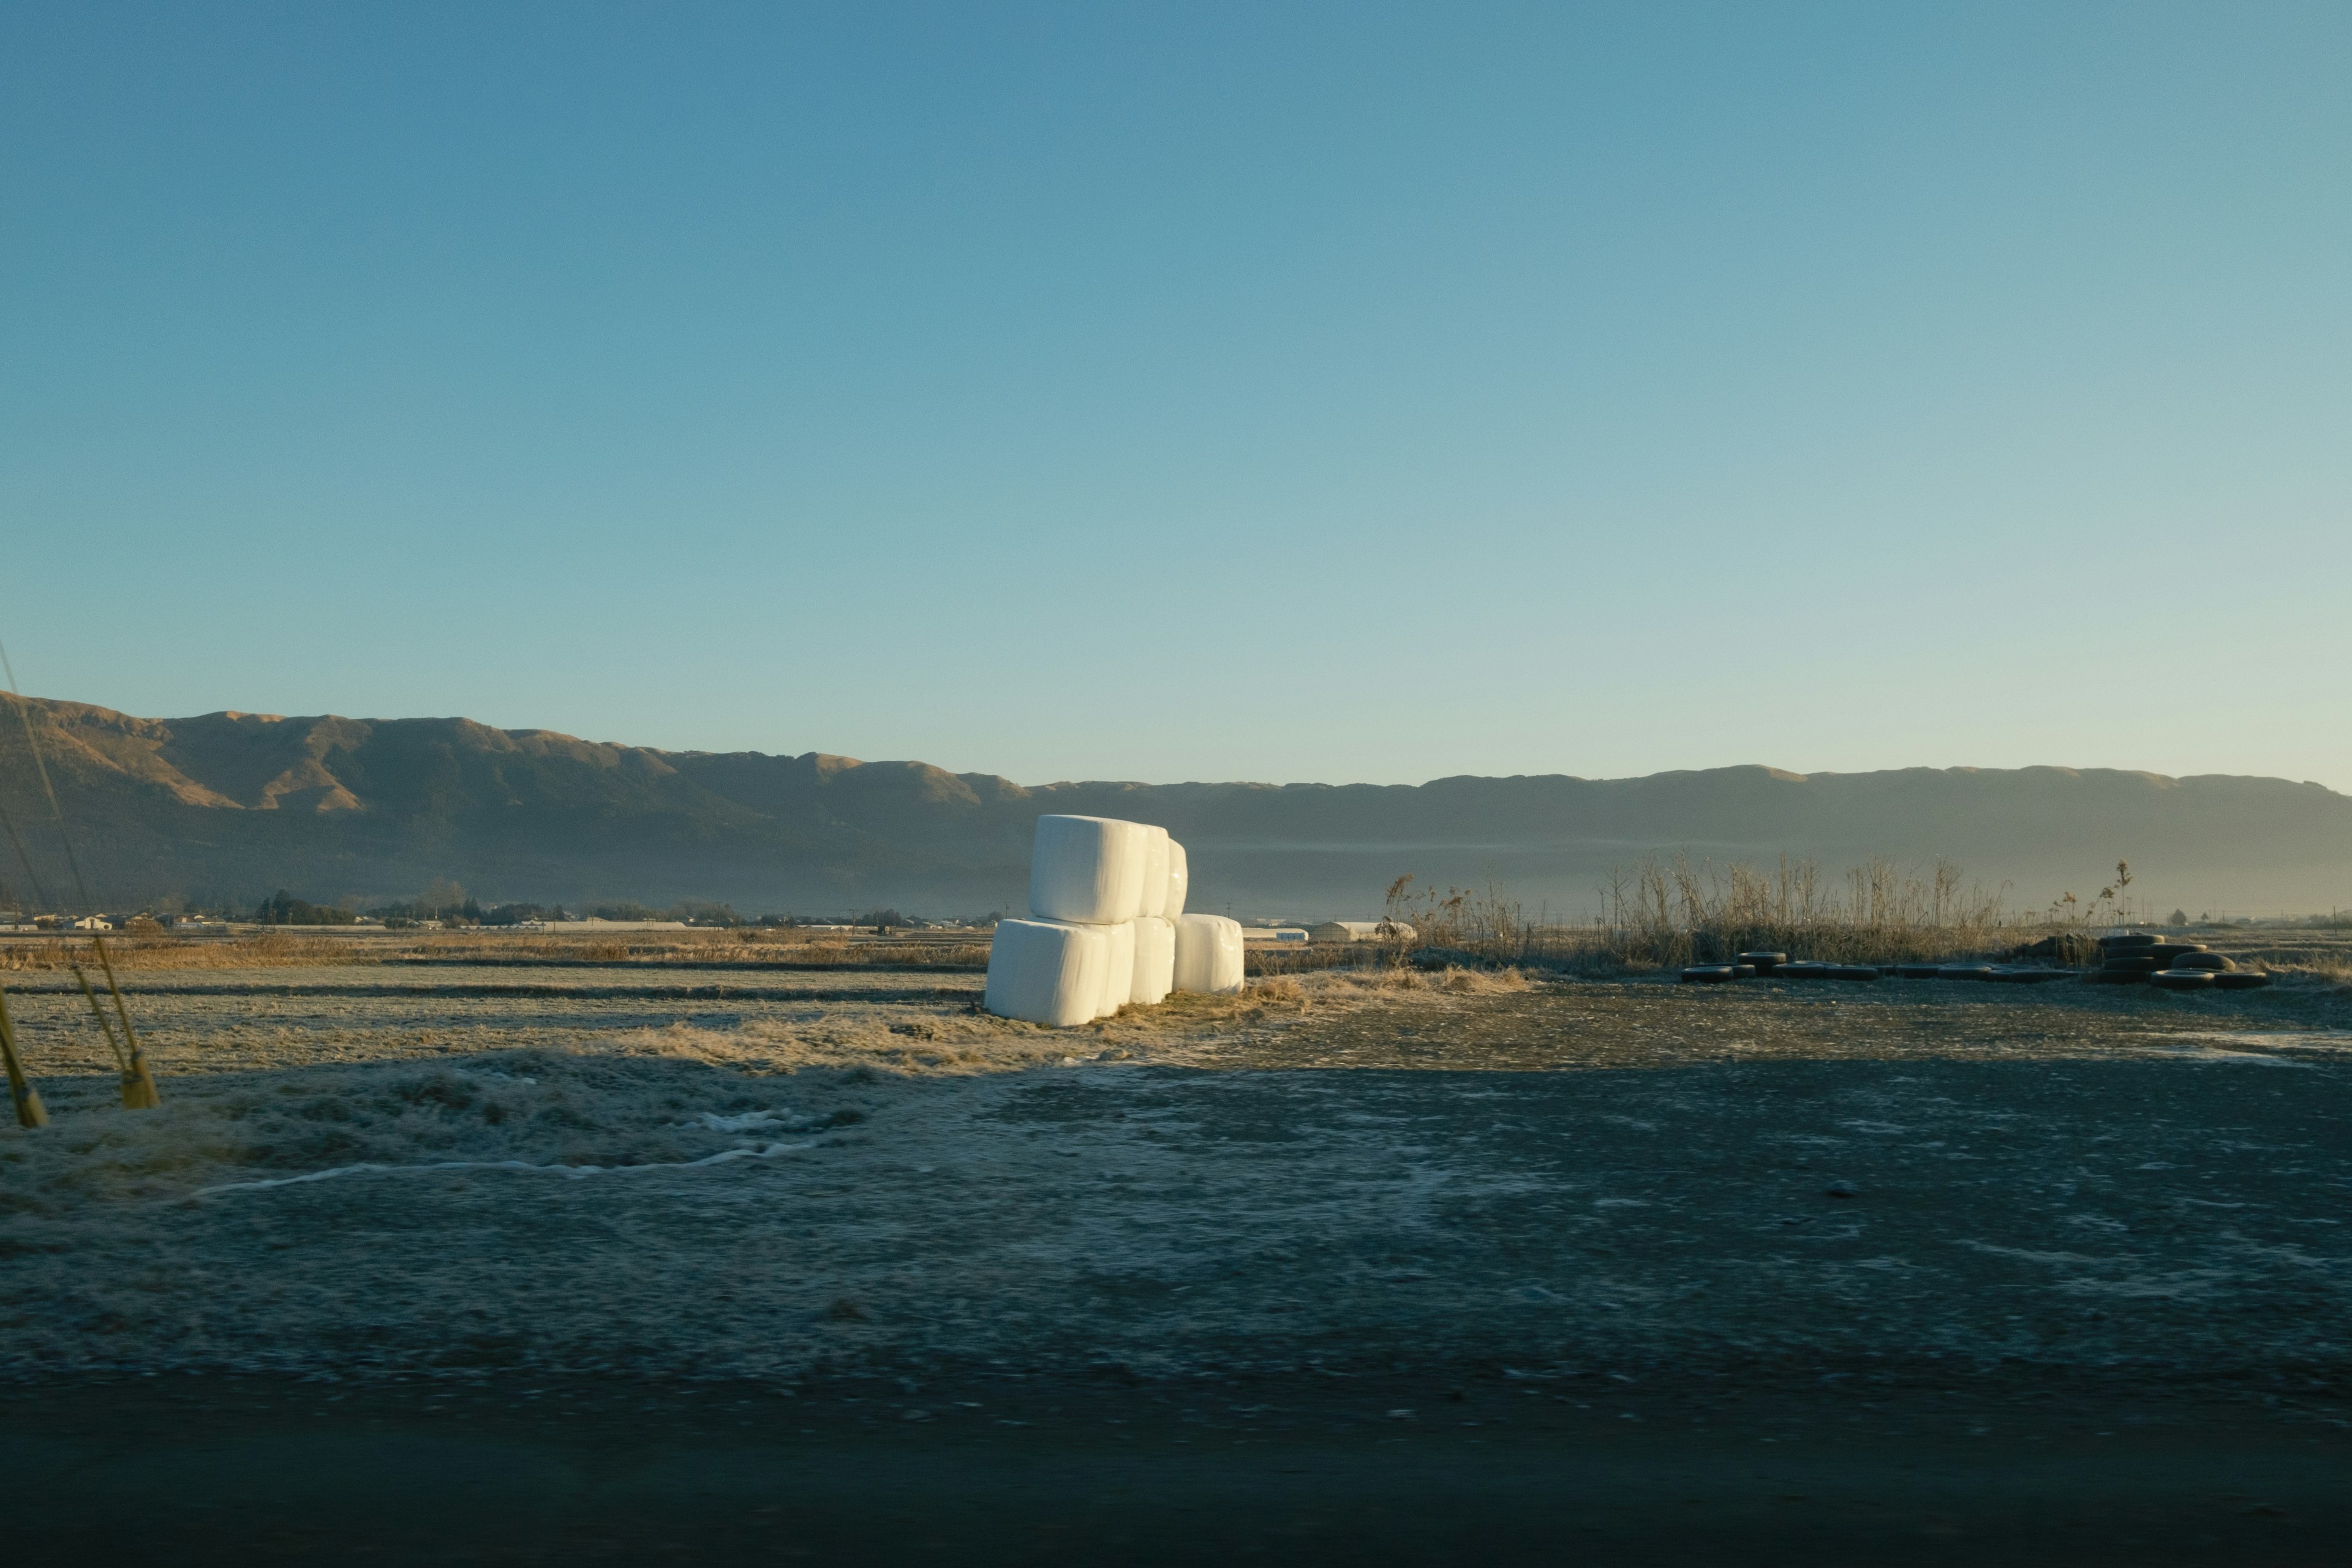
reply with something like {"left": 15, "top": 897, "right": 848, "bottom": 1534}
{"left": 2, "top": 695, "right": 2345, "bottom": 921}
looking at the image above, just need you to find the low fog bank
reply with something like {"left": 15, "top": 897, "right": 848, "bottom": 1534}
{"left": 1170, "top": 840, "right": 2352, "bottom": 925}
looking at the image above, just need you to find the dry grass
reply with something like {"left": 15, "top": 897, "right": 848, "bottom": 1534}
{"left": 0, "top": 930, "right": 993, "bottom": 973}
{"left": 0, "top": 932, "right": 356, "bottom": 971}
{"left": 1295, "top": 855, "right": 2179, "bottom": 976}
{"left": 2265, "top": 959, "right": 2352, "bottom": 995}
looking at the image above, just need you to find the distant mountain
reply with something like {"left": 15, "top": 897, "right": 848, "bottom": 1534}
{"left": 2, "top": 694, "right": 2345, "bottom": 919}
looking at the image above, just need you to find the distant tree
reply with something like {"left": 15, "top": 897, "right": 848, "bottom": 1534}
{"left": 481, "top": 902, "right": 565, "bottom": 927}
{"left": 2168, "top": 908, "right": 2190, "bottom": 927}
{"left": 590, "top": 902, "right": 657, "bottom": 922}
{"left": 254, "top": 889, "right": 359, "bottom": 925}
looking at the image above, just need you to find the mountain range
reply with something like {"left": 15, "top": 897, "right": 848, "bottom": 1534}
{"left": 2, "top": 694, "right": 2345, "bottom": 919}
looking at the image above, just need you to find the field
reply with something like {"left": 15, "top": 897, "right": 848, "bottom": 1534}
{"left": 5, "top": 935, "right": 2351, "bottom": 1562}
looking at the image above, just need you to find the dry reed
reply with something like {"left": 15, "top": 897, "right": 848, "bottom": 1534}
{"left": 1256, "top": 856, "right": 2157, "bottom": 977}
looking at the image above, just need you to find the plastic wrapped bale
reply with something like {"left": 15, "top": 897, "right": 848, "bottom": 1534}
{"left": 1129, "top": 915, "right": 1174, "bottom": 1005}
{"left": 984, "top": 919, "right": 1110, "bottom": 1027}
{"left": 1137, "top": 827, "right": 1172, "bottom": 919}
{"left": 1173, "top": 913, "right": 1245, "bottom": 995}
{"left": 1095, "top": 919, "right": 1137, "bottom": 1018}
{"left": 1029, "top": 815, "right": 1150, "bottom": 924}
{"left": 1163, "top": 840, "right": 1189, "bottom": 922}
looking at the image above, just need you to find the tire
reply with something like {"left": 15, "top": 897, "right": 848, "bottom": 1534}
{"left": 1830, "top": 965, "right": 1879, "bottom": 981}
{"left": 2100, "top": 933, "right": 2160, "bottom": 949}
{"left": 2146, "top": 944, "right": 2207, "bottom": 967}
{"left": 1733, "top": 964, "right": 1757, "bottom": 978}
{"left": 1681, "top": 965, "right": 1736, "bottom": 984}
{"left": 1776, "top": 962, "right": 1832, "bottom": 980}
{"left": 2170, "top": 952, "right": 2233, "bottom": 971}
{"left": 2149, "top": 969, "right": 2215, "bottom": 990}
{"left": 2101, "top": 955, "right": 2160, "bottom": 974}
{"left": 2211, "top": 971, "right": 2271, "bottom": 990}
{"left": 1894, "top": 963, "right": 1942, "bottom": 979}
{"left": 1938, "top": 965, "right": 1994, "bottom": 981}
{"left": 1737, "top": 951, "right": 1787, "bottom": 972}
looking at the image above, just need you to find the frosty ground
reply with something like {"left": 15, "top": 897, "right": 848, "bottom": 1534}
{"left": 4, "top": 963, "right": 2350, "bottom": 1561}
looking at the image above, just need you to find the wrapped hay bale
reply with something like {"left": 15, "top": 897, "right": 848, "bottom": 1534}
{"left": 984, "top": 919, "right": 1110, "bottom": 1027}
{"left": 1130, "top": 915, "right": 1175, "bottom": 1005}
{"left": 1030, "top": 815, "right": 1150, "bottom": 924}
{"left": 1173, "top": 913, "right": 1244, "bottom": 995}
{"left": 1096, "top": 919, "right": 1137, "bottom": 1018}
{"left": 1137, "top": 827, "right": 1172, "bottom": 919}
{"left": 1163, "top": 840, "right": 1189, "bottom": 923}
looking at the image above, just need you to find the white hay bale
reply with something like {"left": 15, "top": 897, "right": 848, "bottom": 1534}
{"left": 1173, "top": 913, "right": 1244, "bottom": 995}
{"left": 1029, "top": 815, "right": 1150, "bottom": 924}
{"left": 984, "top": 919, "right": 1109, "bottom": 1027}
{"left": 1129, "top": 915, "right": 1174, "bottom": 1005}
{"left": 1163, "top": 840, "right": 1189, "bottom": 923}
{"left": 1096, "top": 919, "right": 1137, "bottom": 1018}
{"left": 1137, "top": 827, "right": 1171, "bottom": 919}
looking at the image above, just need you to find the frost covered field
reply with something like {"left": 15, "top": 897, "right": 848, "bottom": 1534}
{"left": 5, "top": 960, "right": 2351, "bottom": 1392}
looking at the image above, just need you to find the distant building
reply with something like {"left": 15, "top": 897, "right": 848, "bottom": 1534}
{"left": 1308, "top": 921, "right": 1414, "bottom": 943}
{"left": 70, "top": 915, "right": 113, "bottom": 931}
{"left": 1240, "top": 926, "right": 1310, "bottom": 944}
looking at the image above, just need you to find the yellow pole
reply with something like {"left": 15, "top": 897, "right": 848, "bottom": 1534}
{"left": 0, "top": 982, "right": 46, "bottom": 1129}
{"left": 88, "top": 936, "right": 158, "bottom": 1108}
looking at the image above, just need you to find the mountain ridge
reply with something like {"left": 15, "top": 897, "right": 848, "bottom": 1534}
{"left": 1, "top": 694, "right": 2343, "bottom": 918}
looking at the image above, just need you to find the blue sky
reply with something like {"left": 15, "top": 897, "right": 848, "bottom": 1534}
{"left": 5, "top": 2, "right": 2346, "bottom": 788}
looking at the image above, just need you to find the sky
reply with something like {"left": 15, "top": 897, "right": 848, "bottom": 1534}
{"left": 4, "top": 2, "right": 2347, "bottom": 790}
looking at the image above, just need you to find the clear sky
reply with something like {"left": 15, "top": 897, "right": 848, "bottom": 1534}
{"left": 5, "top": 2, "right": 2346, "bottom": 789}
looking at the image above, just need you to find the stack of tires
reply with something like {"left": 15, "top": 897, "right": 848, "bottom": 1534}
{"left": 2087, "top": 932, "right": 2269, "bottom": 991}
{"left": 1680, "top": 952, "right": 1877, "bottom": 983}
{"left": 983, "top": 815, "right": 1247, "bottom": 1027}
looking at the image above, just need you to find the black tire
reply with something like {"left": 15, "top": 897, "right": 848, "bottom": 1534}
{"left": 2102, "top": 954, "right": 2161, "bottom": 974}
{"left": 1894, "top": 963, "right": 1942, "bottom": 979}
{"left": 2149, "top": 969, "right": 2214, "bottom": 990}
{"left": 2146, "top": 943, "right": 2207, "bottom": 966}
{"left": 2211, "top": 971, "right": 2272, "bottom": 990}
{"left": 1830, "top": 965, "right": 1879, "bottom": 981}
{"left": 1937, "top": 965, "right": 1994, "bottom": 981}
{"left": 2100, "top": 933, "right": 2160, "bottom": 949}
{"left": 1776, "top": 962, "right": 1832, "bottom": 980}
{"left": 2171, "top": 952, "right": 2233, "bottom": 971}
{"left": 1681, "top": 965, "right": 1736, "bottom": 984}
{"left": 1733, "top": 964, "right": 1757, "bottom": 978}
{"left": 1737, "top": 951, "right": 1787, "bottom": 971}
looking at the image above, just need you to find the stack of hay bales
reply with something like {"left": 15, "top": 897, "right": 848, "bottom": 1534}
{"left": 985, "top": 815, "right": 1245, "bottom": 1026}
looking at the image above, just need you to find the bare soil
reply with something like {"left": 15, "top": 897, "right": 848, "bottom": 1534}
{"left": 4, "top": 967, "right": 2348, "bottom": 1562}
